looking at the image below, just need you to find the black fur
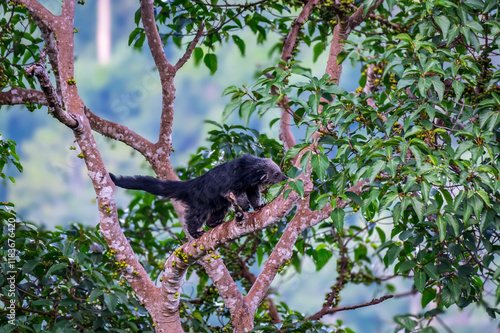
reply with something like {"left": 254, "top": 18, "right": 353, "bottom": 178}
{"left": 110, "top": 154, "right": 287, "bottom": 238}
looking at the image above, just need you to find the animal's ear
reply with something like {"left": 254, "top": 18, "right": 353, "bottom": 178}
{"left": 252, "top": 171, "right": 266, "bottom": 184}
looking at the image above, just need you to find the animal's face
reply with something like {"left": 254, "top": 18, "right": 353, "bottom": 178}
{"left": 261, "top": 159, "right": 288, "bottom": 185}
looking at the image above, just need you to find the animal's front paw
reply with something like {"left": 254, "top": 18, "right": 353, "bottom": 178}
{"left": 255, "top": 204, "right": 266, "bottom": 211}
{"left": 235, "top": 211, "right": 244, "bottom": 222}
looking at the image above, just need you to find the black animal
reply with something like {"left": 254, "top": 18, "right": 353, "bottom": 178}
{"left": 110, "top": 154, "right": 287, "bottom": 238}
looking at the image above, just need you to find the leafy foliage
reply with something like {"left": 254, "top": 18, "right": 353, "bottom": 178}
{"left": 0, "top": 134, "right": 22, "bottom": 183}
{"left": 0, "top": 210, "right": 155, "bottom": 332}
{"left": 0, "top": 2, "right": 41, "bottom": 91}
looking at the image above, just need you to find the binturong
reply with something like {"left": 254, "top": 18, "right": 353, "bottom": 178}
{"left": 110, "top": 154, "right": 288, "bottom": 238}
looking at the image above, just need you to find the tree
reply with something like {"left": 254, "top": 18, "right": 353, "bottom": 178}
{"left": 0, "top": 0, "right": 499, "bottom": 332}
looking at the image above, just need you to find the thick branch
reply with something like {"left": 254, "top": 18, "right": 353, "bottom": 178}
{"left": 362, "top": 62, "right": 378, "bottom": 109}
{"left": 18, "top": 0, "right": 56, "bottom": 31}
{"left": 174, "top": 23, "right": 205, "bottom": 72}
{"left": 278, "top": 96, "right": 297, "bottom": 151}
{"left": 61, "top": 0, "right": 76, "bottom": 19}
{"left": 140, "top": 0, "right": 176, "bottom": 167}
{"left": 326, "top": 0, "right": 384, "bottom": 83}
{"left": 140, "top": 0, "right": 174, "bottom": 75}
{"left": 281, "top": 0, "right": 321, "bottom": 62}
{"left": 0, "top": 88, "right": 47, "bottom": 106}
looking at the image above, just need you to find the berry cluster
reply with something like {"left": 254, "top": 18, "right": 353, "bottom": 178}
{"left": 277, "top": 260, "right": 290, "bottom": 274}
{"left": 0, "top": 63, "right": 7, "bottom": 89}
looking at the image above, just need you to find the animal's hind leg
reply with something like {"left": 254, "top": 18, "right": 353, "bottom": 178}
{"left": 186, "top": 210, "right": 207, "bottom": 239}
{"left": 206, "top": 210, "right": 227, "bottom": 228}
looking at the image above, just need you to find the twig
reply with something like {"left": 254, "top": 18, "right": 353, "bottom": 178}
{"left": 174, "top": 23, "right": 205, "bottom": 71}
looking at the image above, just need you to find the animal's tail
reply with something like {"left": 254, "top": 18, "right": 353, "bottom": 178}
{"left": 109, "top": 173, "right": 187, "bottom": 200}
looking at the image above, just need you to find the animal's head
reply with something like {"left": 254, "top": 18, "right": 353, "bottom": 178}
{"left": 260, "top": 159, "right": 288, "bottom": 185}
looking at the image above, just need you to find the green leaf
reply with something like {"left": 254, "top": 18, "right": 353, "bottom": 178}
{"left": 368, "top": 160, "right": 386, "bottom": 183}
{"left": 476, "top": 189, "right": 491, "bottom": 207}
{"left": 310, "top": 153, "right": 330, "bottom": 179}
{"left": 455, "top": 141, "right": 474, "bottom": 158}
{"left": 331, "top": 208, "right": 345, "bottom": 233}
{"left": 193, "top": 47, "right": 204, "bottom": 66}
{"left": 385, "top": 245, "right": 401, "bottom": 266}
{"left": 47, "top": 262, "right": 68, "bottom": 275}
{"left": 410, "top": 197, "right": 425, "bottom": 222}
{"left": 452, "top": 80, "right": 465, "bottom": 101}
{"left": 399, "top": 260, "right": 417, "bottom": 273}
{"left": 203, "top": 53, "right": 218, "bottom": 75}
{"left": 345, "top": 191, "right": 363, "bottom": 206}
{"left": 336, "top": 50, "right": 349, "bottom": 66}
{"left": 222, "top": 96, "right": 242, "bottom": 121}
{"left": 315, "top": 248, "right": 333, "bottom": 270}
{"left": 414, "top": 269, "right": 427, "bottom": 293}
{"left": 395, "top": 33, "right": 412, "bottom": 42}
{"left": 466, "top": 20, "right": 483, "bottom": 33}
{"left": 409, "top": 145, "right": 422, "bottom": 169}
{"left": 192, "top": 311, "right": 204, "bottom": 322}
{"left": 88, "top": 289, "right": 103, "bottom": 302}
{"left": 103, "top": 293, "right": 118, "bottom": 313}
{"left": 22, "top": 259, "right": 40, "bottom": 274}
{"left": 436, "top": 215, "right": 447, "bottom": 241}
{"left": 232, "top": 35, "right": 246, "bottom": 56}
{"left": 431, "top": 77, "right": 445, "bottom": 101}
{"left": 395, "top": 315, "right": 418, "bottom": 331}
{"left": 418, "top": 77, "right": 429, "bottom": 97}
{"left": 289, "top": 179, "right": 304, "bottom": 197}
{"left": 423, "top": 263, "right": 440, "bottom": 281}
{"left": 421, "top": 180, "right": 431, "bottom": 203}
{"left": 435, "top": 16, "right": 450, "bottom": 37}
{"left": 313, "top": 42, "right": 325, "bottom": 63}
{"left": 447, "top": 278, "right": 462, "bottom": 303}
{"left": 444, "top": 213, "right": 459, "bottom": 236}
{"left": 381, "top": 191, "right": 398, "bottom": 211}
{"left": 447, "top": 25, "right": 460, "bottom": 46}
{"left": 422, "top": 288, "right": 437, "bottom": 308}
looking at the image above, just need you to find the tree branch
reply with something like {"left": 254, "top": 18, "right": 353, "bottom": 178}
{"left": 326, "top": 0, "right": 384, "bottom": 83}
{"left": 0, "top": 88, "right": 48, "bottom": 106}
{"left": 174, "top": 23, "right": 205, "bottom": 72}
{"left": 140, "top": 0, "right": 177, "bottom": 173}
{"left": 272, "top": 0, "right": 320, "bottom": 150}
{"left": 25, "top": 54, "right": 80, "bottom": 130}
{"left": 17, "top": 0, "right": 56, "bottom": 31}
{"left": 84, "top": 107, "right": 155, "bottom": 157}
{"left": 140, "top": 0, "right": 174, "bottom": 76}
{"left": 362, "top": 62, "right": 378, "bottom": 109}
{"left": 281, "top": 0, "right": 321, "bottom": 62}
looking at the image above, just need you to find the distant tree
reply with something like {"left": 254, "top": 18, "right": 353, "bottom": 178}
{"left": 0, "top": 0, "right": 499, "bottom": 332}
